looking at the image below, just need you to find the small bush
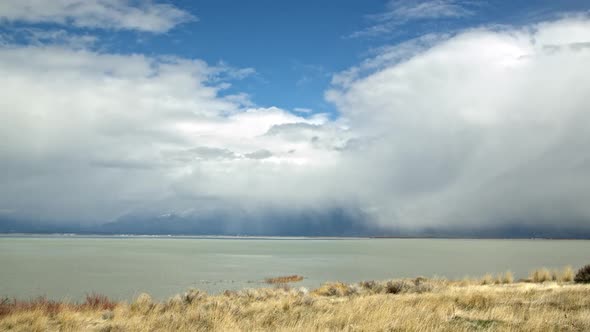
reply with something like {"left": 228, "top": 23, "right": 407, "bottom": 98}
{"left": 182, "top": 289, "right": 206, "bottom": 304}
{"left": 574, "top": 265, "right": 590, "bottom": 283}
{"left": 385, "top": 281, "right": 411, "bottom": 294}
{"left": 84, "top": 293, "right": 116, "bottom": 311}
{"left": 313, "top": 282, "right": 355, "bottom": 297}
{"left": 0, "top": 297, "right": 63, "bottom": 317}
{"left": 359, "top": 280, "right": 383, "bottom": 293}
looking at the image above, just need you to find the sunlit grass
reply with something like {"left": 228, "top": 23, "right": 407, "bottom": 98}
{"left": 2, "top": 267, "right": 589, "bottom": 331}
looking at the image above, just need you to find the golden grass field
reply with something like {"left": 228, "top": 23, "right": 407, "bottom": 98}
{"left": 1, "top": 267, "right": 589, "bottom": 331}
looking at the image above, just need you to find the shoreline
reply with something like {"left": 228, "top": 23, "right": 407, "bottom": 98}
{"left": 2, "top": 233, "right": 590, "bottom": 240}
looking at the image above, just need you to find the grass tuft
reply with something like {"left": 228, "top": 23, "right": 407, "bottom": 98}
{"left": 562, "top": 265, "right": 574, "bottom": 282}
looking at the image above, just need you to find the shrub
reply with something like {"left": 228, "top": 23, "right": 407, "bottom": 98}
{"left": 84, "top": 293, "right": 116, "bottom": 311}
{"left": 182, "top": 289, "right": 206, "bottom": 304}
{"left": 359, "top": 280, "right": 383, "bottom": 293}
{"left": 0, "top": 297, "right": 63, "bottom": 317}
{"left": 313, "top": 282, "right": 355, "bottom": 297}
{"left": 574, "top": 265, "right": 590, "bottom": 283}
{"left": 414, "top": 282, "right": 434, "bottom": 293}
{"left": 385, "top": 281, "right": 411, "bottom": 294}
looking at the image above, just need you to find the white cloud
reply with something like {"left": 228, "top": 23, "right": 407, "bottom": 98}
{"left": 350, "top": 0, "right": 477, "bottom": 38}
{"left": 0, "top": 0, "right": 194, "bottom": 32}
{"left": 384, "top": 0, "right": 473, "bottom": 20}
{"left": 329, "top": 17, "right": 590, "bottom": 229}
{"left": 1, "top": 17, "right": 590, "bottom": 234}
{"left": 0, "top": 45, "right": 348, "bottom": 222}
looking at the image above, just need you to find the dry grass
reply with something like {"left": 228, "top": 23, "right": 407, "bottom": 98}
{"left": 529, "top": 266, "right": 574, "bottom": 283}
{"left": 0, "top": 293, "right": 116, "bottom": 319}
{"left": 2, "top": 271, "right": 590, "bottom": 331}
{"left": 265, "top": 275, "right": 304, "bottom": 284}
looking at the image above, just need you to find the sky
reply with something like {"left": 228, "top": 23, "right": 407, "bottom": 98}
{"left": 1, "top": 0, "right": 590, "bottom": 236}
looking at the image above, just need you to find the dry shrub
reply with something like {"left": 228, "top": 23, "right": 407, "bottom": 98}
{"left": 574, "top": 264, "right": 590, "bottom": 283}
{"left": 313, "top": 282, "right": 356, "bottom": 297}
{"left": 358, "top": 278, "right": 434, "bottom": 295}
{"left": 264, "top": 275, "right": 304, "bottom": 284}
{"left": 0, "top": 297, "right": 63, "bottom": 317}
{"left": 182, "top": 289, "right": 206, "bottom": 304}
{"left": 83, "top": 293, "right": 116, "bottom": 311}
{"left": 413, "top": 277, "right": 434, "bottom": 293}
{"left": 385, "top": 280, "right": 411, "bottom": 294}
{"left": 359, "top": 280, "right": 383, "bottom": 293}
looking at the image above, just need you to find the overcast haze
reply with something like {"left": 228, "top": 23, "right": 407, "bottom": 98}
{"left": 1, "top": 1, "right": 590, "bottom": 236}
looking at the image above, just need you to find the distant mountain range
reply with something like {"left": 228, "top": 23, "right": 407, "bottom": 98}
{"left": 1, "top": 212, "right": 590, "bottom": 238}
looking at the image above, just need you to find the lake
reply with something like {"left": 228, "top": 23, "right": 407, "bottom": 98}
{"left": 1, "top": 235, "right": 589, "bottom": 301}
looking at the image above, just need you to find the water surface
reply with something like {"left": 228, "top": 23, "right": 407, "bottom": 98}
{"left": 1, "top": 236, "right": 588, "bottom": 300}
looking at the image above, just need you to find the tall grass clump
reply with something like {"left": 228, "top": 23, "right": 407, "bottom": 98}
{"left": 529, "top": 266, "right": 576, "bottom": 283}
{"left": 574, "top": 264, "right": 590, "bottom": 283}
{"left": 501, "top": 271, "right": 513, "bottom": 284}
{"left": 480, "top": 274, "right": 494, "bottom": 285}
{"left": 561, "top": 265, "right": 574, "bottom": 282}
{"left": 530, "top": 268, "right": 552, "bottom": 283}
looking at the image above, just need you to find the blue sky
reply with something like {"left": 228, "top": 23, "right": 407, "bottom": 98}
{"left": 109, "top": 0, "right": 589, "bottom": 114}
{"left": 1, "top": 1, "right": 590, "bottom": 236}
{"left": 3, "top": 0, "right": 589, "bottom": 116}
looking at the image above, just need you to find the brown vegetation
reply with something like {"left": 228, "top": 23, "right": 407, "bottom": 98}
{"left": 1, "top": 268, "right": 590, "bottom": 331}
{"left": 0, "top": 293, "right": 116, "bottom": 319}
{"left": 264, "top": 275, "right": 304, "bottom": 284}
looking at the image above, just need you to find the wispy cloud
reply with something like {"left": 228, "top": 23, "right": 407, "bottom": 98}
{"left": 350, "top": 0, "right": 478, "bottom": 38}
{"left": 0, "top": 0, "right": 195, "bottom": 33}
{"left": 1, "top": 28, "right": 98, "bottom": 48}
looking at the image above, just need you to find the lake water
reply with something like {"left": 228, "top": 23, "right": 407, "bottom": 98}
{"left": 1, "top": 236, "right": 589, "bottom": 301}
